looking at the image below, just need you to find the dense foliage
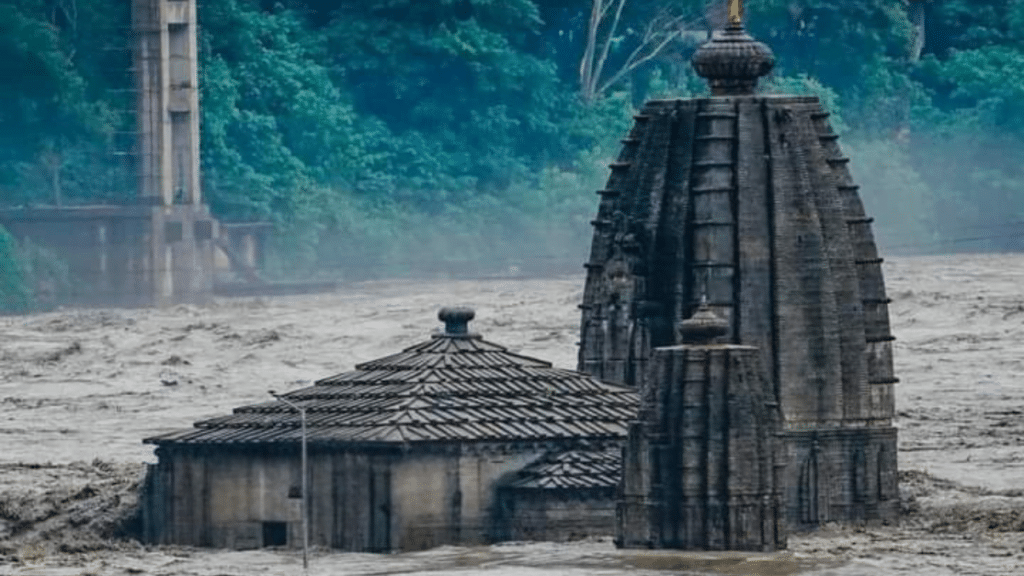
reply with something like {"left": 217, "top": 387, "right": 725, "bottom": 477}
{"left": 1, "top": 0, "right": 1023, "bottom": 294}
{"left": 0, "top": 224, "right": 31, "bottom": 313}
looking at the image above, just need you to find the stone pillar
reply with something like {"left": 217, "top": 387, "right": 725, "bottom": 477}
{"left": 133, "top": 0, "right": 201, "bottom": 206}
{"left": 132, "top": 0, "right": 213, "bottom": 306}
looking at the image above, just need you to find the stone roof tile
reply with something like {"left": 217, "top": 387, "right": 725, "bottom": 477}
{"left": 146, "top": 309, "right": 638, "bottom": 447}
{"left": 509, "top": 447, "right": 622, "bottom": 490}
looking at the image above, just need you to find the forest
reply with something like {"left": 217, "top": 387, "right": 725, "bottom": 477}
{"left": 1, "top": 0, "right": 1023, "bottom": 309}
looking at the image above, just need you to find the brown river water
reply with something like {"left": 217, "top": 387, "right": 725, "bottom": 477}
{"left": 2, "top": 253, "right": 1023, "bottom": 575}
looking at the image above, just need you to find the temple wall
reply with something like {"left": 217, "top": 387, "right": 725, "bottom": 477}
{"left": 497, "top": 489, "right": 617, "bottom": 542}
{"left": 143, "top": 445, "right": 557, "bottom": 552}
{"left": 142, "top": 448, "right": 387, "bottom": 551}
{"left": 391, "top": 449, "right": 541, "bottom": 549}
{"left": 783, "top": 427, "right": 899, "bottom": 527}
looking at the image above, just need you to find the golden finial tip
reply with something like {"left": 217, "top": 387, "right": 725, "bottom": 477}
{"left": 728, "top": 0, "right": 744, "bottom": 26}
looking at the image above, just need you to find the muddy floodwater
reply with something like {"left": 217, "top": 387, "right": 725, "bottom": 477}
{"left": 2, "top": 253, "right": 1024, "bottom": 575}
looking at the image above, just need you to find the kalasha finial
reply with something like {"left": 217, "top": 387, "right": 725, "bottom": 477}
{"left": 692, "top": 0, "right": 775, "bottom": 96}
{"left": 438, "top": 306, "right": 476, "bottom": 336}
{"left": 677, "top": 300, "right": 730, "bottom": 344}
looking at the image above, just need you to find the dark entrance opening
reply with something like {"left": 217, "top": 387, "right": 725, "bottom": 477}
{"left": 369, "top": 468, "right": 391, "bottom": 552}
{"left": 262, "top": 521, "right": 287, "bottom": 547}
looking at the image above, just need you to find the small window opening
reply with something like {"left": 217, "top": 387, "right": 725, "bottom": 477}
{"left": 262, "top": 521, "right": 287, "bottom": 547}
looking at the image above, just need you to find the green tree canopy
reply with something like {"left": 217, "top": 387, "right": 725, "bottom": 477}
{"left": 1, "top": 0, "right": 1023, "bottom": 277}
{"left": 0, "top": 225, "right": 31, "bottom": 313}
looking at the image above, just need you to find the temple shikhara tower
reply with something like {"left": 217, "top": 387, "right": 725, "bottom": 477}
{"left": 580, "top": 0, "right": 898, "bottom": 535}
{"left": 617, "top": 304, "right": 786, "bottom": 550}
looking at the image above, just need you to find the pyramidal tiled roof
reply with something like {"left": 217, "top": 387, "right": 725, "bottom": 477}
{"left": 146, "top": 308, "right": 639, "bottom": 447}
{"left": 508, "top": 447, "right": 622, "bottom": 490}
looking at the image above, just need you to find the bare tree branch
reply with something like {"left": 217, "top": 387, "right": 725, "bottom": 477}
{"left": 579, "top": 1, "right": 709, "bottom": 103}
{"left": 908, "top": 0, "right": 926, "bottom": 62}
{"left": 579, "top": 0, "right": 606, "bottom": 101}
{"left": 589, "top": 0, "right": 627, "bottom": 99}
{"left": 596, "top": 11, "right": 692, "bottom": 97}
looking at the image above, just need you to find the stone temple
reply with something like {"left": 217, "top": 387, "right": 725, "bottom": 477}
{"left": 617, "top": 303, "right": 786, "bottom": 550}
{"left": 141, "top": 308, "right": 638, "bottom": 551}
{"left": 579, "top": 7, "right": 898, "bottom": 530}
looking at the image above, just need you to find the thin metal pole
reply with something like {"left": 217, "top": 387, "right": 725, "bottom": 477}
{"left": 271, "top": 392, "right": 309, "bottom": 574}
{"left": 299, "top": 406, "right": 308, "bottom": 572}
